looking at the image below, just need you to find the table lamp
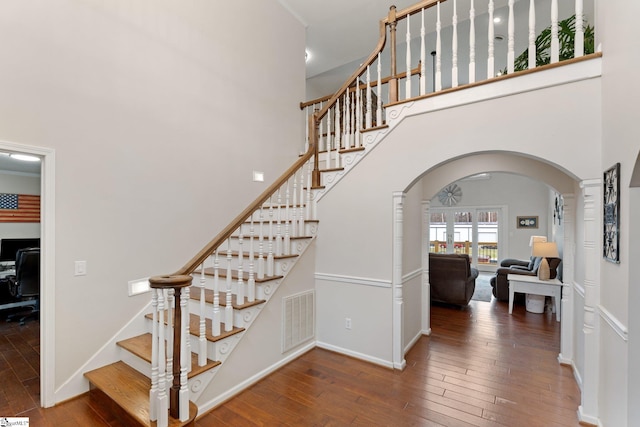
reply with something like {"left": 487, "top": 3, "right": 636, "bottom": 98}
{"left": 532, "top": 242, "right": 559, "bottom": 280}
{"left": 529, "top": 235, "right": 547, "bottom": 247}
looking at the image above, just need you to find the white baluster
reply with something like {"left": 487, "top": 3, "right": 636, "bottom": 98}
{"left": 452, "top": 0, "right": 458, "bottom": 87}
{"left": 183, "top": 286, "right": 191, "bottom": 372}
{"left": 306, "top": 161, "right": 314, "bottom": 221}
{"left": 469, "top": 1, "right": 476, "bottom": 83}
{"left": 376, "top": 54, "right": 382, "bottom": 125}
{"left": 165, "top": 289, "right": 173, "bottom": 387}
{"left": 267, "top": 197, "right": 275, "bottom": 276}
{"left": 366, "top": 66, "right": 372, "bottom": 128}
{"left": 248, "top": 218, "right": 256, "bottom": 302}
{"left": 326, "top": 103, "right": 332, "bottom": 169}
{"left": 304, "top": 105, "right": 309, "bottom": 153}
{"left": 435, "top": 1, "right": 442, "bottom": 91}
{"left": 292, "top": 173, "right": 298, "bottom": 238}
{"left": 257, "top": 206, "right": 265, "bottom": 280}
{"left": 405, "top": 15, "right": 412, "bottom": 99}
{"left": 420, "top": 8, "right": 426, "bottom": 95}
{"left": 284, "top": 181, "right": 291, "bottom": 256}
{"left": 225, "top": 240, "right": 233, "bottom": 331}
{"left": 237, "top": 229, "right": 245, "bottom": 305}
{"left": 488, "top": 0, "right": 495, "bottom": 78}
{"left": 198, "top": 265, "right": 206, "bottom": 366}
{"left": 575, "top": 0, "right": 584, "bottom": 57}
{"left": 275, "top": 189, "right": 283, "bottom": 256}
{"left": 355, "top": 80, "right": 361, "bottom": 147}
{"left": 551, "top": 0, "right": 559, "bottom": 63}
{"left": 507, "top": 0, "right": 515, "bottom": 74}
{"left": 179, "top": 286, "right": 189, "bottom": 421}
{"left": 317, "top": 101, "right": 324, "bottom": 152}
{"left": 212, "top": 252, "right": 221, "bottom": 336}
{"left": 529, "top": 0, "right": 536, "bottom": 70}
{"left": 156, "top": 289, "right": 168, "bottom": 427}
{"left": 344, "top": 91, "right": 350, "bottom": 151}
{"left": 150, "top": 289, "right": 159, "bottom": 421}
{"left": 334, "top": 98, "right": 341, "bottom": 168}
{"left": 298, "top": 170, "right": 305, "bottom": 236}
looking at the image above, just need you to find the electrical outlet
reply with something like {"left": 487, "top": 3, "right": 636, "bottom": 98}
{"left": 345, "top": 317, "right": 352, "bottom": 330}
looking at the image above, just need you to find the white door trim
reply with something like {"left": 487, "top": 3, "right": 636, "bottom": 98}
{"left": 0, "top": 140, "right": 55, "bottom": 407}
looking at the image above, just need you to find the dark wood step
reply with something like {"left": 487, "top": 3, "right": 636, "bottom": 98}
{"left": 145, "top": 312, "right": 245, "bottom": 343}
{"left": 84, "top": 361, "right": 197, "bottom": 427}
{"left": 116, "top": 333, "right": 221, "bottom": 378}
{"left": 189, "top": 287, "right": 265, "bottom": 310}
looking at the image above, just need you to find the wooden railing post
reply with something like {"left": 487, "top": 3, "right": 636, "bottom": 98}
{"left": 149, "top": 274, "right": 193, "bottom": 422}
{"left": 388, "top": 6, "right": 398, "bottom": 103}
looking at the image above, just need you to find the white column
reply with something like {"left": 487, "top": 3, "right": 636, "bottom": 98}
{"left": 577, "top": 179, "right": 601, "bottom": 425}
{"left": 392, "top": 192, "right": 406, "bottom": 370}
{"left": 421, "top": 200, "right": 432, "bottom": 336}
{"left": 559, "top": 193, "right": 575, "bottom": 364}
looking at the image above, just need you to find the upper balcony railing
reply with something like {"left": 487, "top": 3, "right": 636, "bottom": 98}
{"left": 302, "top": 0, "right": 597, "bottom": 184}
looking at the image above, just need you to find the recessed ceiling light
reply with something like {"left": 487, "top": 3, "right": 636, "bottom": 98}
{"left": 10, "top": 153, "right": 40, "bottom": 162}
{"left": 494, "top": 17, "right": 501, "bottom": 24}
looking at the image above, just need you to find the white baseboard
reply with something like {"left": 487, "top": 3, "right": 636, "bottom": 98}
{"left": 578, "top": 405, "right": 602, "bottom": 426}
{"left": 315, "top": 341, "right": 394, "bottom": 369}
{"left": 196, "top": 341, "right": 316, "bottom": 415}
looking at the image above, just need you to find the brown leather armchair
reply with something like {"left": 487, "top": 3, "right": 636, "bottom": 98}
{"left": 429, "top": 253, "right": 478, "bottom": 306}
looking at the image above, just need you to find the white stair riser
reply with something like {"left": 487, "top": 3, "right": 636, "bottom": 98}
{"left": 235, "top": 221, "right": 317, "bottom": 237}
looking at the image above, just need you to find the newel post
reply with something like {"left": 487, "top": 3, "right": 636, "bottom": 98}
{"left": 149, "top": 274, "right": 193, "bottom": 421}
{"left": 388, "top": 5, "right": 398, "bottom": 103}
{"left": 310, "top": 110, "right": 321, "bottom": 188}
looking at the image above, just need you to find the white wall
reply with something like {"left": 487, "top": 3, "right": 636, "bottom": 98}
{"left": 0, "top": 0, "right": 305, "bottom": 398}
{"left": 598, "top": 0, "right": 640, "bottom": 425}
{"left": 0, "top": 172, "right": 41, "bottom": 238}
{"left": 315, "top": 74, "right": 601, "bottom": 365}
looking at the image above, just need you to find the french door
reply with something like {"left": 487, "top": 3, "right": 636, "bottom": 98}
{"left": 429, "top": 207, "right": 503, "bottom": 272}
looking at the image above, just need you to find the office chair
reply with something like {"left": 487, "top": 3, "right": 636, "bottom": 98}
{"left": 7, "top": 248, "right": 40, "bottom": 325}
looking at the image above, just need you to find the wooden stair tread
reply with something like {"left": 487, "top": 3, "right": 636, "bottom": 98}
{"left": 145, "top": 312, "right": 245, "bottom": 342}
{"left": 117, "top": 333, "right": 221, "bottom": 378}
{"left": 189, "top": 287, "right": 266, "bottom": 309}
{"left": 242, "top": 219, "right": 319, "bottom": 224}
{"left": 340, "top": 146, "right": 366, "bottom": 154}
{"left": 199, "top": 267, "right": 283, "bottom": 283}
{"left": 84, "top": 361, "right": 197, "bottom": 426}
{"left": 230, "top": 234, "right": 313, "bottom": 241}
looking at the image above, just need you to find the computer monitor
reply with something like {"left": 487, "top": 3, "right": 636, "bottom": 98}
{"left": 0, "top": 238, "right": 40, "bottom": 263}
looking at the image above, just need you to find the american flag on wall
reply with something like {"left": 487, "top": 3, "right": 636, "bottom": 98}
{"left": 0, "top": 193, "right": 41, "bottom": 223}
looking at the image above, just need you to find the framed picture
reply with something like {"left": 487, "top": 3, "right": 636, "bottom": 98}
{"left": 603, "top": 162, "right": 620, "bottom": 263}
{"left": 517, "top": 216, "right": 538, "bottom": 229}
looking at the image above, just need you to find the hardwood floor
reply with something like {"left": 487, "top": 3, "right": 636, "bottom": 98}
{"left": 12, "top": 299, "right": 583, "bottom": 426}
{"left": 198, "top": 299, "right": 582, "bottom": 426}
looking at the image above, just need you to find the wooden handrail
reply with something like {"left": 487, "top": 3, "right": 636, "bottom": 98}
{"left": 299, "top": 62, "right": 423, "bottom": 110}
{"left": 173, "top": 145, "right": 315, "bottom": 276}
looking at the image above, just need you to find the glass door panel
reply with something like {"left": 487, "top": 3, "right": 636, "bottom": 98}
{"left": 477, "top": 210, "right": 499, "bottom": 267}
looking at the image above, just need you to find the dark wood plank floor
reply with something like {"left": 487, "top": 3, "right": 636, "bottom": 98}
{"left": 9, "top": 298, "right": 583, "bottom": 426}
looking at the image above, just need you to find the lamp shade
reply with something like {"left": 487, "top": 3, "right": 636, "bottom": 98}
{"left": 532, "top": 242, "right": 559, "bottom": 258}
{"left": 529, "top": 235, "right": 547, "bottom": 247}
